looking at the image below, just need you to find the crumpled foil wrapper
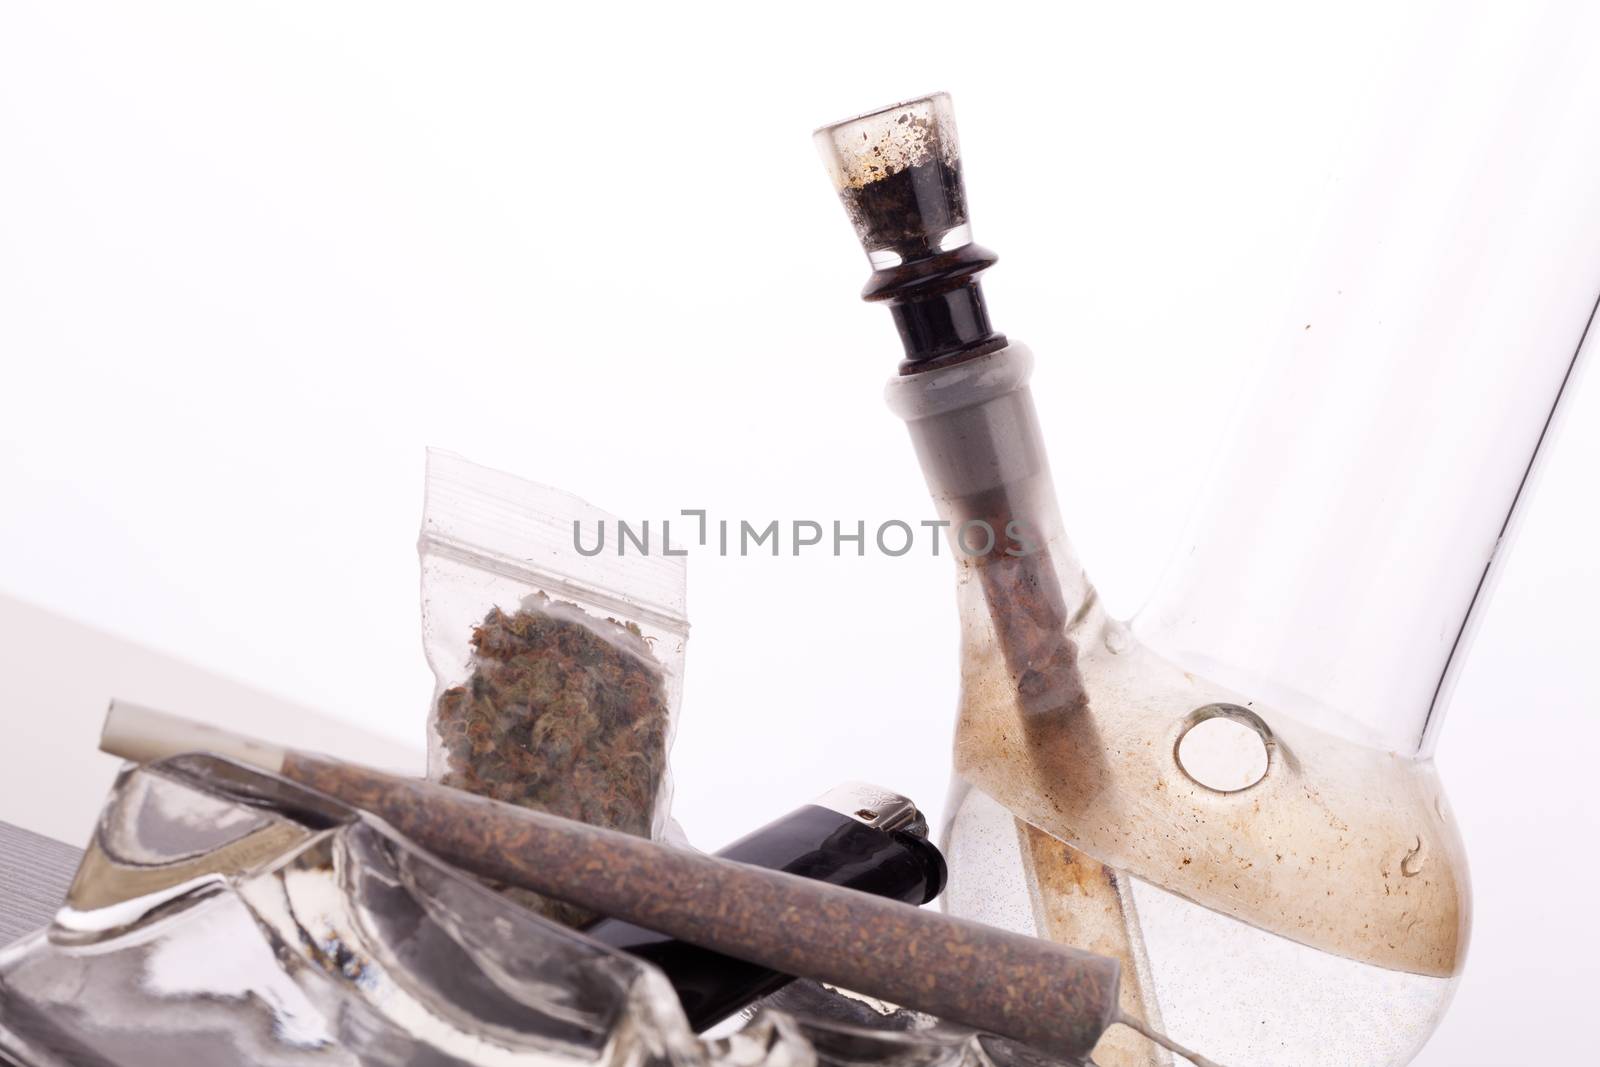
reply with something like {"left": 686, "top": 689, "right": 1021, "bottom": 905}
{"left": 0, "top": 755, "right": 1070, "bottom": 1067}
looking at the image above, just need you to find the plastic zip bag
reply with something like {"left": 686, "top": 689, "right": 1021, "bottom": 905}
{"left": 418, "top": 450, "right": 687, "bottom": 921}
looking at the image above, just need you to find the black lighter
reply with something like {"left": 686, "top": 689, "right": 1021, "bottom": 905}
{"left": 580, "top": 782, "right": 947, "bottom": 1031}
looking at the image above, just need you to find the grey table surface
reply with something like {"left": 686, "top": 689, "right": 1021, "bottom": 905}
{"left": 0, "top": 821, "right": 81, "bottom": 948}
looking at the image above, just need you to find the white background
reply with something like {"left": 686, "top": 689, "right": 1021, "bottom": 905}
{"left": 2, "top": 3, "right": 1596, "bottom": 1064}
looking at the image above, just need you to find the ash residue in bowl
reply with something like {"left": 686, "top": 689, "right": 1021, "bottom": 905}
{"left": 839, "top": 152, "right": 968, "bottom": 258}
{"left": 818, "top": 94, "right": 971, "bottom": 259}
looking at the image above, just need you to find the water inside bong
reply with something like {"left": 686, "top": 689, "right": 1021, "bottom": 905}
{"left": 943, "top": 782, "right": 1458, "bottom": 1067}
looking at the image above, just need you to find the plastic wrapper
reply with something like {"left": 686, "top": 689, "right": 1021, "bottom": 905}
{"left": 418, "top": 450, "right": 688, "bottom": 922}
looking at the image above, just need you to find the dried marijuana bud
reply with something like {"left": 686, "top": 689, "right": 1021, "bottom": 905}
{"left": 434, "top": 593, "right": 670, "bottom": 924}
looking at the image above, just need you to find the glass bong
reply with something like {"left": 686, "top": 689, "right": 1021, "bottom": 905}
{"left": 815, "top": 94, "right": 1593, "bottom": 1066}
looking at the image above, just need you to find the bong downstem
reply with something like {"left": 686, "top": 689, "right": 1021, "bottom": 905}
{"left": 814, "top": 93, "right": 1233, "bottom": 1067}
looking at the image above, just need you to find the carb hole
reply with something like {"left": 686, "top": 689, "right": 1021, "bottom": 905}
{"left": 1175, "top": 704, "right": 1273, "bottom": 794}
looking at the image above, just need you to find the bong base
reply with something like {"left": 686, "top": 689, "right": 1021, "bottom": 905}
{"left": 944, "top": 781, "right": 1458, "bottom": 1067}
